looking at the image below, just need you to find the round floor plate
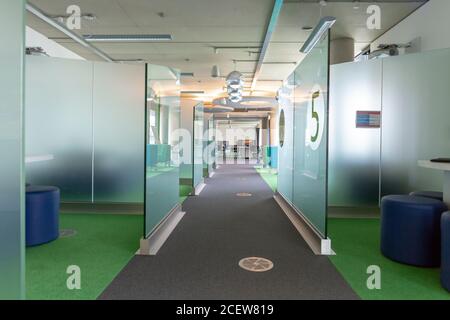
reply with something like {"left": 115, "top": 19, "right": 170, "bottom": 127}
{"left": 239, "top": 257, "right": 274, "bottom": 272}
{"left": 59, "top": 229, "right": 77, "bottom": 238}
{"left": 236, "top": 192, "right": 252, "bottom": 197}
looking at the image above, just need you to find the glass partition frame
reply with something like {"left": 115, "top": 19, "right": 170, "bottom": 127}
{"left": 144, "top": 64, "right": 181, "bottom": 237}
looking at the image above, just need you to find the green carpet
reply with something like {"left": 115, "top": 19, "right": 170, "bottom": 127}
{"left": 180, "top": 184, "right": 192, "bottom": 203}
{"left": 255, "top": 167, "right": 278, "bottom": 192}
{"left": 328, "top": 218, "right": 450, "bottom": 300}
{"left": 26, "top": 213, "right": 142, "bottom": 300}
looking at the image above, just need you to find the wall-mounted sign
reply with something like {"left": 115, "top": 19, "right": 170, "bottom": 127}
{"left": 356, "top": 111, "right": 381, "bottom": 128}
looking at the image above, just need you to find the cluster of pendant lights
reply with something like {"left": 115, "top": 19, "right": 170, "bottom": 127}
{"left": 226, "top": 71, "right": 244, "bottom": 103}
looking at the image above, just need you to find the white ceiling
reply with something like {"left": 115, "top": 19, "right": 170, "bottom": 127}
{"left": 27, "top": 0, "right": 426, "bottom": 102}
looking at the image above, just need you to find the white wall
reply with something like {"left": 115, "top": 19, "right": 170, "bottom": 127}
{"left": 371, "top": 0, "right": 450, "bottom": 53}
{"left": 26, "top": 26, "right": 84, "bottom": 60}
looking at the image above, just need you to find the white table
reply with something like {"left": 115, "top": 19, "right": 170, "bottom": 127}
{"left": 418, "top": 160, "right": 450, "bottom": 206}
{"left": 25, "top": 154, "right": 54, "bottom": 164}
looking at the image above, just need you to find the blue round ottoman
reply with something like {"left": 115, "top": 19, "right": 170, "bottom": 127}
{"left": 409, "top": 191, "right": 444, "bottom": 202}
{"left": 442, "top": 212, "right": 450, "bottom": 292}
{"left": 381, "top": 195, "right": 447, "bottom": 267}
{"left": 26, "top": 186, "right": 60, "bottom": 247}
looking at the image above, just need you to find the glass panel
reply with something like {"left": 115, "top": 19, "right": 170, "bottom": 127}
{"left": 25, "top": 56, "right": 93, "bottom": 202}
{"left": 92, "top": 62, "right": 146, "bottom": 203}
{"left": 329, "top": 60, "right": 382, "bottom": 207}
{"left": 277, "top": 74, "right": 294, "bottom": 202}
{"left": 145, "top": 64, "right": 180, "bottom": 236}
{"left": 0, "top": 0, "right": 25, "bottom": 299}
{"left": 179, "top": 99, "right": 194, "bottom": 191}
{"left": 207, "top": 117, "right": 216, "bottom": 174}
{"left": 291, "top": 32, "right": 330, "bottom": 237}
{"left": 193, "top": 104, "right": 204, "bottom": 187}
{"left": 381, "top": 48, "right": 450, "bottom": 196}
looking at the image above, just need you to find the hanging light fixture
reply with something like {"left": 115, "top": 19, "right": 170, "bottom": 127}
{"left": 226, "top": 71, "right": 244, "bottom": 103}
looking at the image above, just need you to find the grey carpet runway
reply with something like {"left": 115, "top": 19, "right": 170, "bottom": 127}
{"left": 99, "top": 165, "right": 358, "bottom": 300}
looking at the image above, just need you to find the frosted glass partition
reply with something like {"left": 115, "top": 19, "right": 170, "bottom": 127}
{"left": 292, "top": 33, "right": 330, "bottom": 236}
{"left": 278, "top": 32, "right": 330, "bottom": 237}
{"left": 207, "top": 117, "right": 216, "bottom": 175}
{"left": 193, "top": 104, "right": 204, "bottom": 188}
{"left": 25, "top": 56, "right": 145, "bottom": 203}
{"left": 329, "top": 60, "right": 382, "bottom": 207}
{"left": 0, "top": 0, "right": 25, "bottom": 299}
{"left": 26, "top": 56, "right": 94, "bottom": 202}
{"left": 93, "top": 62, "right": 145, "bottom": 203}
{"left": 145, "top": 64, "right": 180, "bottom": 236}
{"left": 277, "top": 74, "right": 295, "bottom": 202}
{"left": 381, "top": 48, "right": 450, "bottom": 196}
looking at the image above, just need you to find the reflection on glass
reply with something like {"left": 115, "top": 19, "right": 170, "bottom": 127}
{"left": 145, "top": 64, "right": 180, "bottom": 237}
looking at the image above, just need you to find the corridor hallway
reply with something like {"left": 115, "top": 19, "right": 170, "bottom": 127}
{"left": 99, "top": 165, "right": 358, "bottom": 300}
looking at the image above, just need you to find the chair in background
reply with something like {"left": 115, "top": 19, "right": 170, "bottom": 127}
{"left": 381, "top": 195, "right": 447, "bottom": 267}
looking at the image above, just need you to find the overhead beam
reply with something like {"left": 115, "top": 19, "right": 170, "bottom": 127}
{"left": 250, "top": 0, "right": 284, "bottom": 92}
{"left": 26, "top": 3, "right": 114, "bottom": 62}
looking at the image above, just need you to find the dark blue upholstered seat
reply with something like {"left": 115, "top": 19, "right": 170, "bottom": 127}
{"left": 381, "top": 195, "right": 447, "bottom": 267}
{"left": 26, "top": 185, "right": 60, "bottom": 247}
{"left": 441, "top": 212, "right": 450, "bottom": 292}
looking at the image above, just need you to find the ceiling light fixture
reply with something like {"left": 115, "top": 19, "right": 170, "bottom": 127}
{"left": 300, "top": 16, "right": 336, "bottom": 54}
{"left": 181, "top": 91, "right": 205, "bottom": 95}
{"left": 83, "top": 34, "right": 173, "bottom": 42}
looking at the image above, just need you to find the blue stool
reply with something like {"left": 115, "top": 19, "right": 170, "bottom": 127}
{"left": 409, "top": 191, "right": 444, "bottom": 202}
{"left": 26, "top": 185, "right": 60, "bottom": 247}
{"left": 381, "top": 195, "right": 447, "bottom": 267}
{"left": 442, "top": 212, "right": 450, "bottom": 292}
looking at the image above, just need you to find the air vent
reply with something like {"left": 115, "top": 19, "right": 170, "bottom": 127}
{"left": 180, "top": 72, "right": 194, "bottom": 77}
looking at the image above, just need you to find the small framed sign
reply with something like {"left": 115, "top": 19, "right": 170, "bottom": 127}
{"left": 356, "top": 111, "right": 381, "bottom": 128}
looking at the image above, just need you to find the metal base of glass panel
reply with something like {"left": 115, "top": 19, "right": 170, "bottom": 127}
{"left": 137, "top": 204, "right": 185, "bottom": 256}
{"left": 274, "top": 192, "right": 335, "bottom": 256}
{"left": 194, "top": 181, "right": 206, "bottom": 196}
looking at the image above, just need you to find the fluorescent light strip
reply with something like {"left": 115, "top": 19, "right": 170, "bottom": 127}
{"left": 84, "top": 34, "right": 172, "bottom": 42}
{"left": 181, "top": 91, "right": 205, "bottom": 94}
{"left": 25, "top": 3, "right": 113, "bottom": 62}
{"left": 300, "top": 16, "right": 336, "bottom": 54}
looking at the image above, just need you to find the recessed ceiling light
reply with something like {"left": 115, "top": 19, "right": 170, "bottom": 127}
{"left": 83, "top": 34, "right": 172, "bottom": 42}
